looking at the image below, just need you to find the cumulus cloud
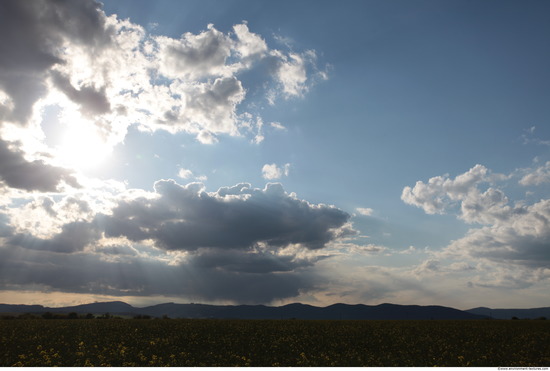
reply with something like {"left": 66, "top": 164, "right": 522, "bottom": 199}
{"left": 262, "top": 163, "right": 290, "bottom": 180}
{"left": 0, "top": 180, "right": 354, "bottom": 303}
{"left": 156, "top": 24, "right": 234, "bottom": 80}
{"left": 233, "top": 23, "right": 268, "bottom": 60}
{"left": 404, "top": 164, "right": 550, "bottom": 281}
{"left": 401, "top": 164, "right": 491, "bottom": 215}
{"left": 0, "top": 137, "right": 78, "bottom": 191}
{"left": 0, "top": 0, "right": 336, "bottom": 304}
{"left": 102, "top": 180, "right": 353, "bottom": 251}
{"left": 519, "top": 161, "right": 550, "bottom": 186}
{"left": 444, "top": 198, "right": 550, "bottom": 269}
{"left": 0, "top": 0, "right": 113, "bottom": 124}
{"left": 0, "top": 0, "right": 327, "bottom": 173}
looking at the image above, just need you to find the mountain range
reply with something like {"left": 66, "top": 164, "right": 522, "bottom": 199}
{"left": 1, "top": 301, "right": 548, "bottom": 320}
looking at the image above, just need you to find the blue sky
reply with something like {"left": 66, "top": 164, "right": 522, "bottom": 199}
{"left": 0, "top": 0, "right": 549, "bottom": 309}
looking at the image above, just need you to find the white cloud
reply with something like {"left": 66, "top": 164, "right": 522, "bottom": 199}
{"left": 177, "top": 168, "right": 193, "bottom": 179}
{"left": 444, "top": 197, "right": 550, "bottom": 269}
{"left": 519, "top": 161, "right": 550, "bottom": 186}
{"left": 274, "top": 52, "right": 308, "bottom": 97}
{"left": 262, "top": 163, "right": 290, "bottom": 180}
{"left": 196, "top": 130, "right": 218, "bottom": 144}
{"left": 332, "top": 242, "right": 387, "bottom": 255}
{"left": 233, "top": 23, "right": 268, "bottom": 59}
{"left": 270, "top": 122, "right": 286, "bottom": 131}
{"left": 521, "top": 126, "right": 550, "bottom": 147}
{"left": 356, "top": 207, "right": 374, "bottom": 216}
{"left": 401, "top": 164, "right": 498, "bottom": 215}
{"left": 155, "top": 24, "right": 234, "bottom": 80}
{"left": 0, "top": 0, "right": 328, "bottom": 175}
{"left": 404, "top": 164, "right": 550, "bottom": 285}
{"left": 177, "top": 168, "right": 207, "bottom": 182}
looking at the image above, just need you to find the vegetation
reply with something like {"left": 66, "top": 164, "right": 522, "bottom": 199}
{"left": 1, "top": 319, "right": 549, "bottom": 366}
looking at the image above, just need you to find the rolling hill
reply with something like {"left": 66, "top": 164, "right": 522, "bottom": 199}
{"left": 0, "top": 301, "right": 492, "bottom": 320}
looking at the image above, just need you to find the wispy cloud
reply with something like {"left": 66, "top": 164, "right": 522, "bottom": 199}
{"left": 356, "top": 207, "right": 374, "bottom": 216}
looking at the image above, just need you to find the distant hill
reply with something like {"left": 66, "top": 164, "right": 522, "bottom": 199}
{"left": 0, "top": 304, "right": 46, "bottom": 313}
{"left": 0, "top": 301, "right": 490, "bottom": 320}
{"left": 54, "top": 301, "right": 135, "bottom": 315}
{"left": 466, "top": 307, "right": 550, "bottom": 319}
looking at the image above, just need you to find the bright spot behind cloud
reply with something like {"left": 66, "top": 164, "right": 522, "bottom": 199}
{"left": 56, "top": 121, "right": 112, "bottom": 171}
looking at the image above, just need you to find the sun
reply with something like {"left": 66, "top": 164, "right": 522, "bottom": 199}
{"left": 56, "top": 122, "right": 112, "bottom": 171}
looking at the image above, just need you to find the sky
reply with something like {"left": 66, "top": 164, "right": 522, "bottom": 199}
{"left": 0, "top": 0, "right": 549, "bottom": 310}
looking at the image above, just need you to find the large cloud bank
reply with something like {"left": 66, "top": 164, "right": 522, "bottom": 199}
{"left": 1, "top": 180, "right": 354, "bottom": 303}
{"left": 0, "top": 0, "right": 343, "bottom": 304}
{"left": 402, "top": 164, "right": 550, "bottom": 289}
{"left": 0, "top": 0, "right": 325, "bottom": 190}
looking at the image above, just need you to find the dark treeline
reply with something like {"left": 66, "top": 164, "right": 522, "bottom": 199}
{"left": 0, "top": 312, "right": 163, "bottom": 320}
{"left": 0, "top": 313, "right": 545, "bottom": 321}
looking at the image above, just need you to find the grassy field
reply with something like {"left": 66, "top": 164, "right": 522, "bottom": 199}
{"left": 1, "top": 319, "right": 549, "bottom": 367}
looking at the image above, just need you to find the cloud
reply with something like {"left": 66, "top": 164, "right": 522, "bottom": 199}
{"left": 0, "top": 137, "right": 78, "bottom": 191}
{"left": 521, "top": 126, "right": 550, "bottom": 147}
{"left": 1, "top": 0, "right": 328, "bottom": 170}
{"left": 233, "top": 23, "right": 268, "bottom": 59}
{"left": 9, "top": 221, "right": 100, "bottom": 253}
{"left": 166, "top": 76, "right": 245, "bottom": 135}
{"left": 519, "top": 161, "right": 550, "bottom": 186}
{"left": 401, "top": 164, "right": 491, "bottom": 215}
{"left": 0, "top": 241, "right": 319, "bottom": 303}
{"left": 444, "top": 198, "right": 550, "bottom": 269}
{"left": 156, "top": 24, "right": 233, "bottom": 80}
{"left": 262, "top": 163, "right": 290, "bottom": 180}
{"left": 50, "top": 71, "right": 111, "bottom": 115}
{"left": 0, "top": 0, "right": 336, "bottom": 305}
{"left": 0, "top": 0, "right": 113, "bottom": 125}
{"left": 404, "top": 165, "right": 550, "bottom": 276}
{"left": 356, "top": 207, "right": 374, "bottom": 216}
{"left": 102, "top": 180, "right": 353, "bottom": 251}
{"left": 270, "top": 122, "right": 286, "bottom": 130}
{"left": 177, "top": 168, "right": 193, "bottom": 179}
{"left": 177, "top": 168, "right": 207, "bottom": 182}
{"left": 188, "top": 248, "right": 318, "bottom": 274}
{"left": 0, "top": 180, "right": 354, "bottom": 303}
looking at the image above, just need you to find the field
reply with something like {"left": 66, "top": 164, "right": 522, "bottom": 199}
{"left": 1, "top": 319, "right": 549, "bottom": 367}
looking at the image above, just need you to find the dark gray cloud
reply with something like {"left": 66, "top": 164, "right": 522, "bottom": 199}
{"left": 0, "top": 138, "right": 78, "bottom": 191}
{"left": 0, "top": 180, "right": 351, "bottom": 303}
{"left": 0, "top": 243, "right": 320, "bottom": 303}
{"left": 51, "top": 71, "right": 111, "bottom": 115}
{"left": 188, "top": 248, "right": 323, "bottom": 274}
{"left": 8, "top": 221, "right": 100, "bottom": 253}
{"left": 0, "top": 0, "right": 112, "bottom": 124}
{"left": 103, "top": 180, "right": 353, "bottom": 251}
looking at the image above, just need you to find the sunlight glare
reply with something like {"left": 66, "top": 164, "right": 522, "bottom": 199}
{"left": 57, "top": 123, "right": 112, "bottom": 171}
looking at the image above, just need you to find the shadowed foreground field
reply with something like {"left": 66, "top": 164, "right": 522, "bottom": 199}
{"left": 1, "top": 319, "right": 549, "bottom": 366}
